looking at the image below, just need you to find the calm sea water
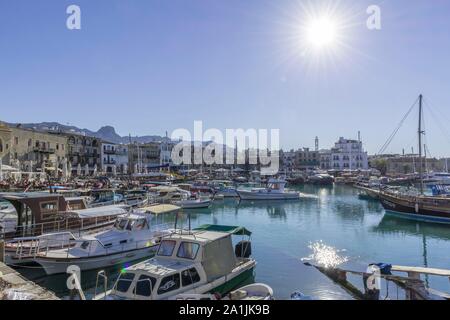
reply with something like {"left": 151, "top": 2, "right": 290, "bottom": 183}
{"left": 17, "top": 185, "right": 450, "bottom": 300}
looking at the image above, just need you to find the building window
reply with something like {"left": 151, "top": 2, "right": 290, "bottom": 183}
{"left": 0, "top": 139, "right": 3, "bottom": 153}
{"left": 56, "top": 144, "right": 59, "bottom": 150}
{"left": 28, "top": 139, "right": 32, "bottom": 147}
{"left": 14, "top": 137, "right": 19, "bottom": 145}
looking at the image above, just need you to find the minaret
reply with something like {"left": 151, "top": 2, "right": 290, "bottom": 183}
{"left": 315, "top": 136, "right": 319, "bottom": 152}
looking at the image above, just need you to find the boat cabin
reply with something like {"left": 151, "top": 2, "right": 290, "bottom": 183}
{"left": 0, "top": 192, "right": 127, "bottom": 239}
{"left": 104, "top": 225, "right": 253, "bottom": 300}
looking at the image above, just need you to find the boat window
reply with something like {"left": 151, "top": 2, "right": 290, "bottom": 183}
{"left": 80, "top": 241, "right": 90, "bottom": 250}
{"left": 176, "top": 242, "right": 200, "bottom": 260}
{"left": 114, "top": 219, "right": 128, "bottom": 230}
{"left": 133, "top": 275, "right": 157, "bottom": 297}
{"left": 131, "top": 218, "right": 147, "bottom": 231}
{"left": 157, "top": 240, "right": 176, "bottom": 257}
{"left": 115, "top": 273, "right": 135, "bottom": 293}
{"left": 157, "top": 274, "right": 180, "bottom": 295}
{"left": 181, "top": 268, "right": 201, "bottom": 287}
{"left": 126, "top": 220, "right": 133, "bottom": 231}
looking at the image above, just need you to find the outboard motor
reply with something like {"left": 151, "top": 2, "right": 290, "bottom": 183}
{"left": 235, "top": 240, "right": 252, "bottom": 258}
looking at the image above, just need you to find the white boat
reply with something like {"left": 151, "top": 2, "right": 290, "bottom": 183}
{"left": 29, "top": 213, "right": 171, "bottom": 275}
{"left": 0, "top": 201, "right": 17, "bottom": 234}
{"left": 173, "top": 283, "right": 274, "bottom": 300}
{"left": 173, "top": 198, "right": 212, "bottom": 209}
{"left": 94, "top": 224, "right": 256, "bottom": 300}
{"left": 237, "top": 178, "right": 301, "bottom": 200}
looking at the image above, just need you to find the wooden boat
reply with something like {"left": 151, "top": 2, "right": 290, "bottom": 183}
{"left": 378, "top": 95, "right": 450, "bottom": 224}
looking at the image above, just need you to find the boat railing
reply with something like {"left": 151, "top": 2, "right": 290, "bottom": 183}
{"left": 0, "top": 214, "right": 117, "bottom": 241}
{"left": 35, "top": 235, "right": 161, "bottom": 259}
{"left": 94, "top": 270, "right": 108, "bottom": 299}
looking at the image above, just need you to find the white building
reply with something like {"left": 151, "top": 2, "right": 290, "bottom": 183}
{"left": 330, "top": 137, "right": 368, "bottom": 170}
{"left": 101, "top": 142, "right": 128, "bottom": 175}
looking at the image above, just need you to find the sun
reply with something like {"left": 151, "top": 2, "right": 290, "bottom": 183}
{"left": 305, "top": 16, "right": 337, "bottom": 49}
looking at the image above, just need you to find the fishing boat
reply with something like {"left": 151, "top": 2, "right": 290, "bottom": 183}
{"left": 379, "top": 95, "right": 450, "bottom": 224}
{"left": 212, "top": 180, "right": 239, "bottom": 198}
{"left": 27, "top": 212, "right": 170, "bottom": 275}
{"left": 236, "top": 178, "right": 301, "bottom": 200}
{"left": 173, "top": 198, "right": 212, "bottom": 209}
{"left": 308, "top": 173, "right": 334, "bottom": 186}
{"left": 94, "top": 224, "right": 256, "bottom": 300}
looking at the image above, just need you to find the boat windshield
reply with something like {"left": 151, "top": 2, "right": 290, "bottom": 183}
{"left": 177, "top": 242, "right": 200, "bottom": 260}
{"left": 115, "top": 272, "right": 135, "bottom": 293}
{"left": 114, "top": 218, "right": 129, "bottom": 231}
{"left": 133, "top": 275, "right": 157, "bottom": 298}
{"left": 157, "top": 240, "right": 176, "bottom": 256}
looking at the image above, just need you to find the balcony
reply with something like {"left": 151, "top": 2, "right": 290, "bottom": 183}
{"left": 33, "top": 146, "right": 55, "bottom": 154}
{"left": 104, "top": 159, "right": 117, "bottom": 165}
{"left": 103, "top": 149, "right": 117, "bottom": 155}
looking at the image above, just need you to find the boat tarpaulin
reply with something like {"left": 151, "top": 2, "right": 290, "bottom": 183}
{"left": 193, "top": 224, "right": 252, "bottom": 236}
{"left": 68, "top": 205, "right": 128, "bottom": 219}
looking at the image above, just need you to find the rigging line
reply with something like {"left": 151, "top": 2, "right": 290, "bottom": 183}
{"left": 377, "top": 97, "right": 419, "bottom": 155}
{"left": 423, "top": 96, "right": 450, "bottom": 125}
{"left": 423, "top": 99, "right": 450, "bottom": 148}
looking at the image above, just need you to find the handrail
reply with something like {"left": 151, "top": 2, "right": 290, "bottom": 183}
{"left": 94, "top": 270, "right": 108, "bottom": 300}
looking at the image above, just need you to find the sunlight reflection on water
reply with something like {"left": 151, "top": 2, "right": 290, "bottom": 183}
{"left": 302, "top": 241, "right": 349, "bottom": 269}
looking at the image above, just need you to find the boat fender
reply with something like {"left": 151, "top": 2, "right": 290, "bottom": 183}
{"left": 369, "top": 263, "right": 392, "bottom": 275}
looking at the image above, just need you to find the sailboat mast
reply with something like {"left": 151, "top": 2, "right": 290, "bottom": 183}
{"left": 418, "top": 94, "right": 424, "bottom": 194}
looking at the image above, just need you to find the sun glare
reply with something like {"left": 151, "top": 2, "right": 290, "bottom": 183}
{"left": 306, "top": 16, "right": 337, "bottom": 48}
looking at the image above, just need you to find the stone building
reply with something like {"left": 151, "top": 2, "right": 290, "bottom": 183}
{"left": 0, "top": 123, "right": 68, "bottom": 172}
{"left": 385, "top": 155, "right": 443, "bottom": 175}
{"left": 60, "top": 133, "right": 101, "bottom": 175}
{"left": 295, "top": 148, "right": 319, "bottom": 169}
{"left": 128, "top": 142, "right": 161, "bottom": 173}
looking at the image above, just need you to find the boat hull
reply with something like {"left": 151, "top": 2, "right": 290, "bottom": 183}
{"left": 35, "top": 245, "right": 158, "bottom": 275}
{"left": 237, "top": 190, "right": 300, "bottom": 201}
{"left": 379, "top": 193, "right": 450, "bottom": 224}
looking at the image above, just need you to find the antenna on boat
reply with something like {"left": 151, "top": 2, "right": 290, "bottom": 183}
{"left": 418, "top": 94, "right": 425, "bottom": 195}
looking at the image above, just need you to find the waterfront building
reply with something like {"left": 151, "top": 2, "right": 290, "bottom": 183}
{"left": 330, "top": 137, "right": 368, "bottom": 170}
{"left": 62, "top": 133, "right": 101, "bottom": 176}
{"left": 0, "top": 123, "right": 68, "bottom": 172}
{"left": 385, "top": 155, "right": 443, "bottom": 175}
{"left": 128, "top": 142, "right": 161, "bottom": 173}
{"left": 281, "top": 150, "right": 296, "bottom": 171}
{"left": 295, "top": 148, "right": 319, "bottom": 169}
{"left": 101, "top": 142, "right": 129, "bottom": 175}
{"left": 319, "top": 149, "right": 332, "bottom": 170}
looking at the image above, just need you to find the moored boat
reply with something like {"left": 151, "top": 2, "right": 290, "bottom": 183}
{"left": 25, "top": 212, "right": 170, "bottom": 275}
{"left": 237, "top": 178, "right": 301, "bottom": 200}
{"left": 94, "top": 224, "right": 256, "bottom": 300}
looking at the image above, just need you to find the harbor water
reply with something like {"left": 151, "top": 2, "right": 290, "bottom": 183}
{"left": 16, "top": 185, "right": 450, "bottom": 300}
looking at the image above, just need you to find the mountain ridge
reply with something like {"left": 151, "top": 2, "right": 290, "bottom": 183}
{"left": 4, "top": 121, "right": 168, "bottom": 144}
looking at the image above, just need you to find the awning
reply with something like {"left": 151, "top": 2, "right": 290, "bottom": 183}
{"left": 137, "top": 204, "right": 180, "bottom": 215}
{"left": 194, "top": 224, "right": 252, "bottom": 236}
{"left": 68, "top": 205, "right": 129, "bottom": 219}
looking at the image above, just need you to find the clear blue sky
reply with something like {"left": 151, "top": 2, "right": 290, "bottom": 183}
{"left": 1, "top": 0, "right": 450, "bottom": 156}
